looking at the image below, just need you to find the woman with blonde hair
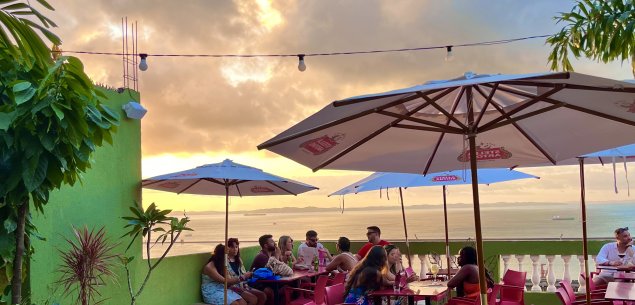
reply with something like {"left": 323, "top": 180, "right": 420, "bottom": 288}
{"left": 278, "top": 235, "right": 297, "bottom": 266}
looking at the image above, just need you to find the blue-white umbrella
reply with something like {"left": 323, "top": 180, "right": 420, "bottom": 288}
{"left": 330, "top": 168, "right": 538, "bottom": 272}
{"left": 142, "top": 159, "right": 318, "bottom": 305}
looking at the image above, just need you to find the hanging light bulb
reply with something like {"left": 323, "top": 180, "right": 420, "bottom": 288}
{"left": 297, "top": 54, "right": 306, "bottom": 72}
{"left": 138, "top": 53, "right": 148, "bottom": 71}
{"left": 445, "top": 46, "right": 454, "bottom": 62}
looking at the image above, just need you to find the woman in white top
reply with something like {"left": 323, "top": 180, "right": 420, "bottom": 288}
{"left": 594, "top": 227, "right": 634, "bottom": 285}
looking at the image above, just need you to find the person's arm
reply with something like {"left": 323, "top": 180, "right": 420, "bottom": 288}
{"left": 596, "top": 244, "right": 612, "bottom": 266}
{"left": 325, "top": 255, "right": 341, "bottom": 272}
{"left": 356, "top": 243, "right": 371, "bottom": 261}
{"left": 447, "top": 266, "right": 470, "bottom": 289}
{"left": 203, "top": 262, "right": 241, "bottom": 285}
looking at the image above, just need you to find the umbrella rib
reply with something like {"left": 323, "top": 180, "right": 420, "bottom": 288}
{"left": 422, "top": 87, "right": 465, "bottom": 175}
{"left": 142, "top": 179, "right": 166, "bottom": 187}
{"left": 415, "top": 92, "right": 468, "bottom": 130}
{"left": 473, "top": 86, "right": 557, "bottom": 165}
{"left": 235, "top": 184, "right": 243, "bottom": 197}
{"left": 480, "top": 103, "right": 566, "bottom": 131}
{"left": 266, "top": 181, "right": 298, "bottom": 195}
{"left": 478, "top": 86, "right": 563, "bottom": 131}
{"left": 376, "top": 110, "right": 464, "bottom": 133}
{"left": 257, "top": 93, "right": 426, "bottom": 150}
{"left": 473, "top": 84, "right": 498, "bottom": 128}
{"left": 203, "top": 178, "right": 226, "bottom": 186}
{"left": 492, "top": 84, "right": 635, "bottom": 127}
{"left": 177, "top": 179, "right": 205, "bottom": 194}
{"left": 333, "top": 88, "right": 448, "bottom": 107}
{"left": 312, "top": 87, "right": 458, "bottom": 172}
{"left": 499, "top": 80, "right": 635, "bottom": 93}
{"left": 392, "top": 124, "right": 463, "bottom": 134}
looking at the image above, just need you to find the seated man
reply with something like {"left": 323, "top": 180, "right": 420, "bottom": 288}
{"left": 356, "top": 226, "right": 390, "bottom": 260}
{"left": 326, "top": 237, "right": 358, "bottom": 272}
{"left": 249, "top": 234, "right": 276, "bottom": 305}
{"left": 297, "top": 230, "right": 332, "bottom": 265}
{"left": 594, "top": 227, "right": 634, "bottom": 286}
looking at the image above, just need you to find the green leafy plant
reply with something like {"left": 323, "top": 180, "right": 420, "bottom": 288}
{"left": 56, "top": 226, "right": 118, "bottom": 305}
{"left": 121, "top": 203, "right": 193, "bottom": 305}
{"left": 0, "top": 1, "right": 120, "bottom": 303}
{"left": 547, "top": 0, "right": 635, "bottom": 76}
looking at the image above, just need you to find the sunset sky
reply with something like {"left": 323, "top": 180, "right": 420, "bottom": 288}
{"left": 45, "top": 0, "right": 634, "bottom": 211}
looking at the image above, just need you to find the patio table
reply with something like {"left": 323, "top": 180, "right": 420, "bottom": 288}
{"left": 369, "top": 280, "right": 448, "bottom": 305}
{"left": 596, "top": 265, "right": 635, "bottom": 272}
{"left": 257, "top": 267, "right": 330, "bottom": 304}
{"left": 604, "top": 282, "right": 635, "bottom": 301}
{"left": 615, "top": 272, "right": 635, "bottom": 282}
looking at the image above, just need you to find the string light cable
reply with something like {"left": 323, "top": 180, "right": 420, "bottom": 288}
{"left": 59, "top": 34, "right": 551, "bottom": 72}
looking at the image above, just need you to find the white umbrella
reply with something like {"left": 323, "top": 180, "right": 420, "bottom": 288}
{"left": 142, "top": 159, "right": 318, "bottom": 305}
{"left": 330, "top": 168, "right": 539, "bottom": 275}
{"left": 258, "top": 72, "right": 635, "bottom": 305}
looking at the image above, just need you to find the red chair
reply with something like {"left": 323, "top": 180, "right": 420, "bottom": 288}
{"left": 559, "top": 280, "right": 605, "bottom": 303}
{"left": 285, "top": 275, "right": 328, "bottom": 305}
{"left": 580, "top": 273, "right": 607, "bottom": 292}
{"left": 555, "top": 287, "right": 614, "bottom": 305}
{"left": 495, "top": 270, "right": 526, "bottom": 305}
{"left": 447, "top": 289, "right": 496, "bottom": 305}
{"left": 324, "top": 283, "right": 345, "bottom": 305}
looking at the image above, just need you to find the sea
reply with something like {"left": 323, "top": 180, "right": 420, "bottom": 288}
{"left": 145, "top": 202, "right": 633, "bottom": 282}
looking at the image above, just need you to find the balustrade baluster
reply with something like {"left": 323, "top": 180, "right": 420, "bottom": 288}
{"left": 562, "top": 255, "right": 572, "bottom": 285}
{"left": 501, "top": 255, "right": 511, "bottom": 276}
{"left": 577, "top": 255, "right": 586, "bottom": 293}
{"left": 530, "top": 255, "right": 542, "bottom": 291}
{"left": 418, "top": 254, "right": 428, "bottom": 279}
{"left": 515, "top": 254, "right": 527, "bottom": 291}
{"left": 546, "top": 255, "right": 556, "bottom": 292}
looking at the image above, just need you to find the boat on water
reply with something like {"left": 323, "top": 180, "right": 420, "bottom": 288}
{"left": 243, "top": 213, "right": 267, "bottom": 216}
{"left": 552, "top": 215, "right": 575, "bottom": 221}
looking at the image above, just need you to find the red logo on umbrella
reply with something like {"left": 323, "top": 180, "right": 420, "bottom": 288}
{"left": 457, "top": 143, "right": 512, "bottom": 162}
{"left": 251, "top": 186, "right": 274, "bottom": 193}
{"left": 432, "top": 175, "right": 460, "bottom": 182}
{"left": 615, "top": 100, "right": 635, "bottom": 113}
{"left": 300, "top": 133, "right": 345, "bottom": 155}
{"left": 158, "top": 182, "right": 180, "bottom": 189}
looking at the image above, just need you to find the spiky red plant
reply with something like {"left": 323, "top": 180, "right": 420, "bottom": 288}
{"left": 57, "top": 226, "right": 118, "bottom": 305}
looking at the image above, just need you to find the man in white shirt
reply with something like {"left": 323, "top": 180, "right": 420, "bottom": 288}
{"left": 297, "top": 230, "right": 332, "bottom": 266}
{"left": 594, "top": 227, "right": 634, "bottom": 285}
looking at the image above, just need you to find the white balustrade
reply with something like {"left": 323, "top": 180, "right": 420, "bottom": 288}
{"left": 546, "top": 255, "right": 556, "bottom": 292}
{"left": 530, "top": 255, "right": 542, "bottom": 291}
{"left": 562, "top": 255, "right": 572, "bottom": 285}
{"left": 501, "top": 255, "right": 511, "bottom": 276}
{"left": 418, "top": 254, "right": 428, "bottom": 279}
{"left": 515, "top": 254, "right": 528, "bottom": 291}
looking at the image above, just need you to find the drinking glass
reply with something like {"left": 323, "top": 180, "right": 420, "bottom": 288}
{"left": 430, "top": 263, "right": 439, "bottom": 282}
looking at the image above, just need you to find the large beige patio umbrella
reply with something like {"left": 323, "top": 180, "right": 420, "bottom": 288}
{"left": 142, "top": 159, "right": 318, "bottom": 305}
{"left": 257, "top": 72, "right": 635, "bottom": 305}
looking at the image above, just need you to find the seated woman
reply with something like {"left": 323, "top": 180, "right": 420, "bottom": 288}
{"left": 278, "top": 235, "right": 297, "bottom": 266}
{"left": 344, "top": 245, "right": 389, "bottom": 305}
{"left": 594, "top": 227, "right": 634, "bottom": 286}
{"left": 227, "top": 238, "right": 267, "bottom": 305}
{"left": 326, "top": 236, "right": 358, "bottom": 273}
{"left": 447, "top": 246, "right": 481, "bottom": 299}
{"left": 383, "top": 244, "right": 418, "bottom": 284}
{"left": 202, "top": 244, "right": 247, "bottom": 305}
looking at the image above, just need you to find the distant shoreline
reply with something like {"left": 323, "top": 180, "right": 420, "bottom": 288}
{"left": 174, "top": 200, "right": 633, "bottom": 215}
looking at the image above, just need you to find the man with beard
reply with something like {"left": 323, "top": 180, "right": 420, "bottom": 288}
{"left": 251, "top": 234, "right": 276, "bottom": 270}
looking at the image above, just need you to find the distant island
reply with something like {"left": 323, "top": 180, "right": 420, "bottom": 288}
{"left": 174, "top": 200, "right": 633, "bottom": 215}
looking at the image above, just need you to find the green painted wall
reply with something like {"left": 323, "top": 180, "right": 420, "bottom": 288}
{"left": 29, "top": 88, "right": 143, "bottom": 305}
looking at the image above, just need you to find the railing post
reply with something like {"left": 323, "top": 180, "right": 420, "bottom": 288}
{"left": 501, "top": 255, "right": 511, "bottom": 276}
{"left": 546, "top": 255, "right": 556, "bottom": 292}
{"left": 419, "top": 254, "right": 429, "bottom": 279}
{"left": 562, "top": 255, "right": 572, "bottom": 285}
{"left": 530, "top": 255, "right": 542, "bottom": 291}
{"left": 577, "top": 255, "right": 586, "bottom": 293}
{"left": 515, "top": 254, "right": 527, "bottom": 291}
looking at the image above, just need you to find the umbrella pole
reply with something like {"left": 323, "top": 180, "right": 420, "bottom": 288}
{"left": 224, "top": 183, "right": 229, "bottom": 305}
{"left": 468, "top": 134, "right": 488, "bottom": 305}
{"left": 443, "top": 185, "right": 451, "bottom": 279}
{"left": 398, "top": 187, "right": 412, "bottom": 267}
{"left": 579, "top": 158, "right": 592, "bottom": 305}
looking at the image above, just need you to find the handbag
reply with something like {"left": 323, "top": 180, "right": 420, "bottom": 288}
{"left": 266, "top": 257, "right": 294, "bottom": 276}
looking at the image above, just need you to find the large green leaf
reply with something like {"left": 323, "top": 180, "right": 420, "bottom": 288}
{"left": 0, "top": 111, "right": 15, "bottom": 130}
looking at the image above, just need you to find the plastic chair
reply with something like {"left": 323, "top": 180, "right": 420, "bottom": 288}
{"left": 559, "top": 280, "right": 605, "bottom": 303}
{"left": 324, "top": 283, "right": 345, "bottom": 305}
{"left": 285, "top": 275, "right": 328, "bottom": 305}
{"left": 329, "top": 272, "right": 346, "bottom": 285}
{"left": 555, "top": 287, "right": 614, "bottom": 305}
{"left": 496, "top": 270, "right": 526, "bottom": 305}
{"left": 580, "top": 273, "right": 608, "bottom": 292}
{"left": 447, "top": 288, "right": 496, "bottom": 305}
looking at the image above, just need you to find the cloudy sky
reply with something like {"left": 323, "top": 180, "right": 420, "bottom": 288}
{"left": 44, "top": 0, "right": 635, "bottom": 211}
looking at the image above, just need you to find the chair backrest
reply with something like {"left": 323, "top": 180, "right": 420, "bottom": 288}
{"left": 559, "top": 281, "right": 576, "bottom": 302}
{"left": 555, "top": 287, "right": 572, "bottom": 305}
{"left": 324, "top": 283, "right": 345, "bottom": 305}
{"left": 579, "top": 272, "right": 597, "bottom": 291}
{"left": 500, "top": 269, "right": 526, "bottom": 304}
{"left": 331, "top": 272, "right": 346, "bottom": 285}
{"left": 313, "top": 275, "right": 329, "bottom": 305}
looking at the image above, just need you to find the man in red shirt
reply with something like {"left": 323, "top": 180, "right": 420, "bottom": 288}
{"left": 356, "top": 226, "right": 390, "bottom": 260}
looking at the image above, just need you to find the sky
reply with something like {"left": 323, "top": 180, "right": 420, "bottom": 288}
{"left": 43, "top": 0, "right": 635, "bottom": 211}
